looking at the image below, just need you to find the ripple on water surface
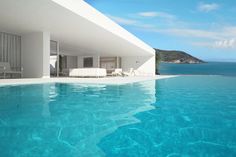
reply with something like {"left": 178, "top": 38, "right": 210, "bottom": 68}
{"left": 0, "top": 76, "right": 236, "bottom": 157}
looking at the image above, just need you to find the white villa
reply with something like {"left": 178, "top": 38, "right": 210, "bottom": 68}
{"left": 0, "top": 0, "right": 155, "bottom": 79}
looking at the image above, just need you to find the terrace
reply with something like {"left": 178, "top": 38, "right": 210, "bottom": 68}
{"left": 0, "top": 0, "right": 155, "bottom": 80}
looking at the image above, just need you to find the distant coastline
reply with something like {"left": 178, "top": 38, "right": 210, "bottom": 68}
{"left": 159, "top": 62, "right": 236, "bottom": 76}
{"left": 155, "top": 49, "right": 205, "bottom": 64}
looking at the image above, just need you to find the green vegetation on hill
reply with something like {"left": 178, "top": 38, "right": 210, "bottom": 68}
{"left": 155, "top": 49, "right": 205, "bottom": 64}
{"left": 155, "top": 48, "right": 205, "bottom": 74}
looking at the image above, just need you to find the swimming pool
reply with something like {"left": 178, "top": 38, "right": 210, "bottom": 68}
{"left": 0, "top": 76, "right": 236, "bottom": 157}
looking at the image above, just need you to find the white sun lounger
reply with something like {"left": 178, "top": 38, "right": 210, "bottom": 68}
{"left": 123, "top": 68, "right": 135, "bottom": 76}
{"left": 111, "top": 68, "right": 123, "bottom": 76}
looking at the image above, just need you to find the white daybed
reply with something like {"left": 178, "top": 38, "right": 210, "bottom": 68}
{"left": 69, "top": 68, "right": 107, "bottom": 77}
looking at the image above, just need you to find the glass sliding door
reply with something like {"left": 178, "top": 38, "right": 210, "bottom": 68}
{"left": 50, "top": 40, "right": 60, "bottom": 77}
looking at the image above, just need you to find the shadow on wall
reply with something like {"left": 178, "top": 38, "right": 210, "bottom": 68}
{"left": 121, "top": 56, "right": 155, "bottom": 75}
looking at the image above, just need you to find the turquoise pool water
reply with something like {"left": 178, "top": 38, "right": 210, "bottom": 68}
{"left": 0, "top": 76, "right": 236, "bottom": 157}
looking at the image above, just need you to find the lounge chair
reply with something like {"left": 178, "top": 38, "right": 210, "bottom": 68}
{"left": 60, "top": 68, "right": 70, "bottom": 77}
{"left": 123, "top": 68, "right": 135, "bottom": 76}
{"left": 0, "top": 62, "right": 23, "bottom": 79}
{"left": 111, "top": 68, "right": 123, "bottom": 76}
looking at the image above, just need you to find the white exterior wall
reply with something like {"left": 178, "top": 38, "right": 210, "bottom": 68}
{"left": 52, "top": 0, "right": 155, "bottom": 56}
{"left": 43, "top": 32, "right": 50, "bottom": 77}
{"left": 1, "top": 0, "right": 156, "bottom": 78}
{"left": 21, "top": 32, "right": 50, "bottom": 78}
{"left": 122, "top": 56, "right": 155, "bottom": 76}
{"left": 77, "top": 56, "right": 100, "bottom": 68}
{"left": 76, "top": 55, "right": 155, "bottom": 76}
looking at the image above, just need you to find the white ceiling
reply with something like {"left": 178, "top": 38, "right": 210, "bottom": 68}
{"left": 0, "top": 0, "right": 155, "bottom": 57}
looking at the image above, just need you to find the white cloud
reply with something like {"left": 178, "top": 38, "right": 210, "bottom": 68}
{"left": 107, "top": 15, "right": 157, "bottom": 29}
{"left": 214, "top": 38, "right": 236, "bottom": 48}
{"left": 191, "top": 42, "right": 212, "bottom": 47}
{"left": 106, "top": 14, "right": 236, "bottom": 50}
{"left": 107, "top": 15, "right": 137, "bottom": 25}
{"left": 138, "top": 12, "right": 158, "bottom": 17}
{"left": 140, "top": 26, "right": 236, "bottom": 40}
{"left": 136, "top": 25, "right": 236, "bottom": 49}
{"left": 198, "top": 3, "right": 219, "bottom": 12}
{"left": 138, "top": 27, "right": 221, "bottom": 40}
{"left": 137, "top": 11, "right": 176, "bottom": 19}
{"left": 192, "top": 38, "right": 236, "bottom": 49}
{"left": 158, "top": 28, "right": 222, "bottom": 40}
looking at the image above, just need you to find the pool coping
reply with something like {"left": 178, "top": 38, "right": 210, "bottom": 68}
{"left": 0, "top": 75, "right": 177, "bottom": 86}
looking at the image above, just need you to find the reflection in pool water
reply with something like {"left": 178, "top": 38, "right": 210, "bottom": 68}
{"left": 1, "top": 76, "right": 236, "bottom": 156}
{"left": 0, "top": 81, "right": 156, "bottom": 157}
{"left": 99, "top": 76, "right": 236, "bottom": 157}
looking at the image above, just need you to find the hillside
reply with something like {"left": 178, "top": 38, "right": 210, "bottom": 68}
{"left": 155, "top": 49, "right": 205, "bottom": 64}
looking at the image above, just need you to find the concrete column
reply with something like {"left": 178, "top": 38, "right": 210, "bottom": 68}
{"left": 21, "top": 32, "right": 50, "bottom": 78}
{"left": 116, "top": 56, "right": 120, "bottom": 68}
{"left": 92, "top": 55, "right": 99, "bottom": 68}
{"left": 56, "top": 41, "right": 59, "bottom": 77}
{"left": 97, "top": 55, "right": 100, "bottom": 68}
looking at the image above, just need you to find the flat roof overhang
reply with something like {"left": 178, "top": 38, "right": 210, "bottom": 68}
{"left": 0, "top": 0, "right": 155, "bottom": 57}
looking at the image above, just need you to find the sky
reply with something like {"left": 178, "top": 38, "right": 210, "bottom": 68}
{"left": 86, "top": 0, "right": 236, "bottom": 62}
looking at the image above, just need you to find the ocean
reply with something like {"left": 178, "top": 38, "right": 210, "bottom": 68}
{"left": 159, "top": 62, "right": 236, "bottom": 76}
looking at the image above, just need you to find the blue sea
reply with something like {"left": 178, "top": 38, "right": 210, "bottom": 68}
{"left": 159, "top": 62, "right": 236, "bottom": 76}
{"left": 0, "top": 75, "right": 236, "bottom": 156}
